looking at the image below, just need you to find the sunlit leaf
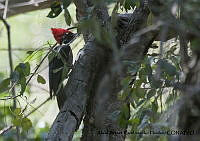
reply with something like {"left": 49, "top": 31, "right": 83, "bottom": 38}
{"left": 12, "top": 117, "right": 21, "bottom": 126}
{"left": 128, "top": 117, "right": 140, "bottom": 125}
{"left": 124, "top": 0, "right": 136, "bottom": 11}
{"left": 13, "top": 108, "right": 22, "bottom": 117}
{"left": 21, "top": 118, "right": 32, "bottom": 131}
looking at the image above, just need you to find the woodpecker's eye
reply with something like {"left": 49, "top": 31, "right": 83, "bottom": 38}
{"left": 62, "top": 32, "right": 76, "bottom": 44}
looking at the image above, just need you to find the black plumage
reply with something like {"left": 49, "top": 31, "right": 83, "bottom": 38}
{"left": 48, "top": 44, "right": 73, "bottom": 109}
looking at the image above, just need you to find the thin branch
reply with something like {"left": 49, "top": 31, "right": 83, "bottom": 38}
{"left": 24, "top": 96, "right": 51, "bottom": 118}
{"left": 0, "top": 96, "right": 51, "bottom": 135}
{"left": 0, "top": 95, "right": 20, "bottom": 100}
{"left": 0, "top": 47, "right": 48, "bottom": 51}
{"left": 0, "top": 42, "right": 56, "bottom": 101}
{"left": 25, "top": 42, "right": 57, "bottom": 86}
{"left": 0, "top": 125, "right": 13, "bottom": 135}
{"left": 0, "top": 15, "right": 20, "bottom": 141}
{"left": 0, "top": 16, "right": 13, "bottom": 72}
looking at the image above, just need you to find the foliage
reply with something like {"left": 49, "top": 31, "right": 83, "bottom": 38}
{"left": 118, "top": 41, "right": 181, "bottom": 140}
{"left": 0, "top": 0, "right": 200, "bottom": 140}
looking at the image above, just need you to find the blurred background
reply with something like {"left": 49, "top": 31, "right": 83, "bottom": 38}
{"left": 0, "top": 3, "right": 84, "bottom": 140}
{"left": 0, "top": 0, "right": 184, "bottom": 140}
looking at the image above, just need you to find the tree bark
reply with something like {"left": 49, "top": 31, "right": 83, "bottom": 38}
{"left": 47, "top": 0, "right": 177, "bottom": 141}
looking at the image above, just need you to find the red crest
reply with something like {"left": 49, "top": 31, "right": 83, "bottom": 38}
{"left": 51, "top": 28, "right": 71, "bottom": 44}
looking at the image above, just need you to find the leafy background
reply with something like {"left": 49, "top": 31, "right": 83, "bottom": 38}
{"left": 0, "top": 0, "right": 184, "bottom": 141}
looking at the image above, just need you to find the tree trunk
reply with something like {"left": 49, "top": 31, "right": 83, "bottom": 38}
{"left": 47, "top": 0, "right": 176, "bottom": 141}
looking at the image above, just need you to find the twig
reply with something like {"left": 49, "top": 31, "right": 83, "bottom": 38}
{"left": 0, "top": 43, "right": 57, "bottom": 101}
{"left": 0, "top": 95, "right": 19, "bottom": 101}
{"left": 0, "top": 16, "right": 16, "bottom": 102}
{"left": 0, "top": 125, "right": 13, "bottom": 135}
{"left": 25, "top": 42, "right": 57, "bottom": 86}
{"left": 0, "top": 15, "right": 20, "bottom": 140}
{"left": 0, "top": 97, "right": 51, "bottom": 135}
{"left": 0, "top": 17, "right": 13, "bottom": 73}
{"left": 24, "top": 96, "right": 51, "bottom": 118}
{"left": 0, "top": 47, "right": 48, "bottom": 51}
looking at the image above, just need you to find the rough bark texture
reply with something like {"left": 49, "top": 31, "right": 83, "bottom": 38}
{"left": 170, "top": 53, "right": 200, "bottom": 141}
{"left": 46, "top": 40, "right": 110, "bottom": 141}
{"left": 80, "top": 2, "right": 157, "bottom": 141}
{"left": 169, "top": 1, "right": 200, "bottom": 140}
{"left": 47, "top": 0, "right": 176, "bottom": 141}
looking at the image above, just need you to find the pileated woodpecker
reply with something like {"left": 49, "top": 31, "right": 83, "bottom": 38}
{"left": 49, "top": 28, "right": 78, "bottom": 109}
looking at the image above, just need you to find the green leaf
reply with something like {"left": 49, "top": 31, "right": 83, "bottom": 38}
{"left": 121, "top": 76, "right": 132, "bottom": 89}
{"left": 135, "top": 88, "right": 146, "bottom": 98}
{"left": 121, "top": 104, "right": 130, "bottom": 119}
{"left": 25, "top": 50, "right": 44, "bottom": 62}
{"left": 13, "top": 62, "right": 30, "bottom": 95}
{"left": 0, "top": 78, "right": 10, "bottom": 94}
{"left": 12, "top": 117, "right": 21, "bottom": 126}
{"left": 124, "top": 0, "right": 135, "bottom": 11}
{"left": 152, "top": 100, "right": 158, "bottom": 112}
{"left": 64, "top": 8, "right": 72, "bottom": 26}
{"left": 47, "top": 1, "right": 62, "bottom": 18}
{"left": 24, "top": 62, "right": 30, "bottom": 76}
{"left": 62, "top": 0, "right": 71, "bottom": 8}
{"left": 158, "top": 59, "right": 177, "bottom": 76}
{"left": 118, "top": 104, "right": 129, "bottom": 128}
{"left": 128, "top": 118, "right": 140, "bottom": 125}
{"left": 37, "top": 75, "right": 46, "bottom": 84}
{"left": 21, "top": 118, "right": 32, "bottom": 131}
{"left": 15, "top": 63, "right": 30, "bottom": 77}
{"left": 13, "top": 108, "right": 22, "bottom": 116}
{"left": 20, "top": 77, "right": 26, "bottom": 95}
